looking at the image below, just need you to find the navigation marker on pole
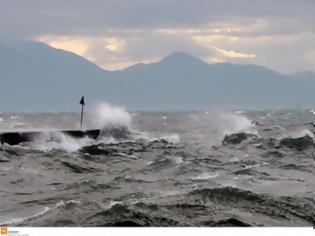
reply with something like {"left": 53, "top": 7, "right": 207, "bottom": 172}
{"left": 79, "top": 96, "right": 85, "bottom": 129}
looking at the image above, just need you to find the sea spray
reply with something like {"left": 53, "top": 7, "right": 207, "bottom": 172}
{"left": 87, "top": 102, "right": 132, "bottom": 140}
{"left": 88, "top": 102, "right": 131, "bottom": 130}
{"left": 29, "top": 102, "right": 133, "bottom": 151}
{"left": 30, "top": 131, "right": 93, "bottom": 152}
{"left": 199, "top": 111, "right": 258, "bottom": 145}
{"left": 217, "top": 112, "right": 257, "bottom": 136}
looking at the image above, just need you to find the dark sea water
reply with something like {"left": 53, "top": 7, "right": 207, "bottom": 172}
{"left": 0, "top": 105, "right": 315, "bottom": 226}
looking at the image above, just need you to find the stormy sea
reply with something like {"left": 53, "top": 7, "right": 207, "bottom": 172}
{"left": 0, "top": 103, "right": 315, "bottom": 227}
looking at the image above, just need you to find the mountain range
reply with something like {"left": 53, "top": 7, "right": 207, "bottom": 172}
{"left": 1, "top": 40, "right": 315, "bottom": 111}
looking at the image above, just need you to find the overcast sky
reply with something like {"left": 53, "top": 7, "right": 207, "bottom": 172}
{"left": 1, "top": 0, "right": 315, "bottom": 73}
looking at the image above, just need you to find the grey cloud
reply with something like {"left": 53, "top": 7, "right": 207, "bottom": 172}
{"left": 122, "top": 33, "right": 214, "bottom": 60}
{"left": 1, "top": 0, "right": 314, "bottom": 73}
{"left": 82, "top": 31, "right": 215, "bottom": 69}
{"left": 1, "top": 0, "right": 315, "bottom": 38}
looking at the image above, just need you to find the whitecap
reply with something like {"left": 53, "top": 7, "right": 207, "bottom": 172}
{"left": 216, "top": 112, "right": 257, "bottom": 136}
{"left": 104, "top": 201, "right": 123, "bottom": 210}
{"left": 117, "top": 152, "right": 137, "bottom": 159}
{"left": 159, "top": 134, "right": 180, "bottom": 144}
{"left": 168, "top": 156, "right": 183, "bottom": 164}
{"left": 66, "top": 199, "right": 81, "bottom": 205}
{"left": 191, "top": 172, "right": 218, "bottom": 180}
{"left": 235, "top": 110, "right": 244, "bottom": 114}
{"left": 286, "top": 129, "right": 314, "bottom": 140}
{"left": 30, "top": 131, "right": 94, "bottom": 152}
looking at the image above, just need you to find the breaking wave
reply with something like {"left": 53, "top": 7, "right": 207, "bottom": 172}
{"left": 30, "top": 132, "right": 94, "bottom": 152}
{"left": 21, "top": 103, "right": 133, "bottom": 152}
{"left": 199, "top": 111, "right": 257, "bottom": 145}
{"left": 222, "top": 131, "right": 315, "bottom": 151}
{"left": 285, "top": 129, "right": 314, "bottom": 140}
{"left": 216, "top": 112, "right": 257, "bottom": 136}
{"left": 156, "top": 134, "right": 180, "bottom": 144}
{"left": 27, "top": 103, "right": 181, "bottom": 152}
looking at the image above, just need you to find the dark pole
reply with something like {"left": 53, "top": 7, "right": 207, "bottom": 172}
{"left": 80, "top": 105, "right": 84, "bottom": 129}
{"left": 79, "top": 96, "right": 85, "bottom": 130}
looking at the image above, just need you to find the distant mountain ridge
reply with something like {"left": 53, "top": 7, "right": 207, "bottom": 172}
{"left": 290, "top": 71, "right": 315, "bottom": 89}
{"left": 1, "top": 41, "right": 315, "bottom": 111}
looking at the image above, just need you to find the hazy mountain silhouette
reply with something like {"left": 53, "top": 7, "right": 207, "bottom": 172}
{"left": 290, "top": 71, "right": 315, "bottom": 89}
{"left": 111, "top": 52, "right": 315, "bottom": 109}
{"left": 1, "top": 41, "right": 315, "bottom": 111}
{"left": 0, "top": 40, "right": 110, "bottom": 110}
